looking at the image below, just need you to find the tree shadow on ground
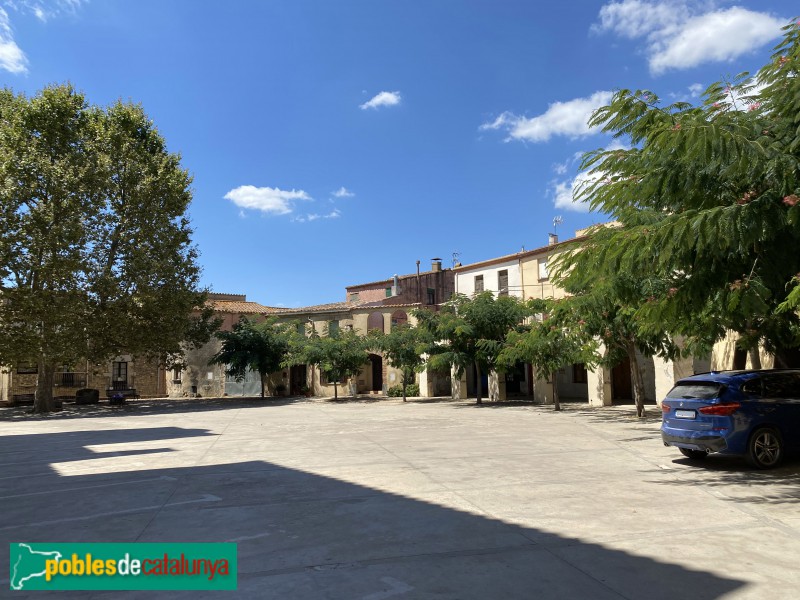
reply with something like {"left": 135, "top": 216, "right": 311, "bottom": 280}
{"left": 647, "top": 454, "right": 800, "bottom": 505}
{"left": 0, "top": 396, "right": 316, "bottom": 422}
{"left": 0, "top": 426, "right": 747, "bottom": 599}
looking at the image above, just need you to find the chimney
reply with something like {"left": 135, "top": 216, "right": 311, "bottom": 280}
{"left": 431, "top": 258, "right": 442, "bottom": 272}
{"left": 392, "top": 274, "right": 400, "bottom": 296}
{"left": 548, "top": 233, "right": 558, "bottom": 246}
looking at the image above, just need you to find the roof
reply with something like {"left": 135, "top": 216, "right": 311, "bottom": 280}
{"left": 278, "top": 301, "right": 360, "bottom": 315}
{"left": 453, "top": 236, "right": 588, "bottom": 273}
{"left": 207, "top": 300, "right": 287, "bottom": 314}
{"left": 346, "top": 268, "right": 451, "bottom": 291}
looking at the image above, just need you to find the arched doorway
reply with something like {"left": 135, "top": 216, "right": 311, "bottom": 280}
{"left": 368, "top": 354, "right": 383, "bottom": 392}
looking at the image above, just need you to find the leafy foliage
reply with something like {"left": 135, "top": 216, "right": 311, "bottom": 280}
{"left": 369, "top": 323, "right": 430, "bottom": 401}
{"left": 415, "top": 293, "right": 530, "bottom": 404}
{"left": 0, "top": 84, "right": 213, "bottom": 412}
{"left": 556, "top": 20, "right": 800, "bottom": 365}
{"left": 387, "top": 384, "right": 420, "bottom": 397}
{"left": 211, "top": 317, "right": 291, "bottom": 398}
{"left": 285, "top": 326, "right": 369, "bottom": 400}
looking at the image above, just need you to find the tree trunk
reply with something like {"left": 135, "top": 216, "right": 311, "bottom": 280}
{"left": 260, "top": 373, "right": 266, "bottom": 398}
{"left": 748, "top": 348, "right": 762, "bottom": 370}
{"left": 475, "top": 361, "right": 483, "bottom": 405}
{"left": 626, "top": 342, "right": 647, "bottom": 418}
{"left": 552, "top": 373, "right": 561, "bottom": 411}
{"left": 333, "top": 381, "right": 338, "bottom": 400}
{"left": 33, "top": 359, "right": 56, "bottom": 413}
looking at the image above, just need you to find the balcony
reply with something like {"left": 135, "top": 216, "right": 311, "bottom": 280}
{"left": 54, "top": 372, "right": 87, "bottom": 388}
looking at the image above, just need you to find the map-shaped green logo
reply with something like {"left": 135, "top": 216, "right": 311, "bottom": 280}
{"left": 10, "top": 543, "right": 62, "bottom": 590}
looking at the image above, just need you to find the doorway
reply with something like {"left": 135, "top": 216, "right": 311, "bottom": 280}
{"left": 368, "top": 355, "right": 383, "bottom": 392}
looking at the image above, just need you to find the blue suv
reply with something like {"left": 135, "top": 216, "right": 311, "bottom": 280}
{"left": 661, "top": 370, "right": 800, "bottom": 468}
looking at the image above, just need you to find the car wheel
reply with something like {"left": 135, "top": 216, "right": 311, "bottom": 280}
{"left": 679, "top": 447, "right": 707, "bottom": 460}
{"left": 747, "top": 427, "right": 784, "bottom": 469}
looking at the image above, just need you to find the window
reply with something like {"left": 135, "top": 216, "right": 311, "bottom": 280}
{"left": 349, "top": 292, "right": 360, "bottom": 302}
{"left": 474, "top": 275, "right": 484, "bottom": 293}
{"left": 296, "top": 322, "right": 306, "bottom": 335}
{"left": 172, "top": 367, "right": 182, "bottom": 383}
{"left": 367, "top": 312, "right": 385, "bottom": 333}
{"left": 538, "top": 258, "right": 549, "bottom": 281}
{"left": 498, "top": 270, "right": 508, "bottom": 297}
{"left": 391, "top": 310, "right": 408, "bottom": 327}
{"left": 762, "top": 373, "right": 800, "bottom": 398}
{"left": 112, "top": 361, "right": 128, "bottom": 383}
{"left": 385, "top": 287, "right": 392, "bottom": 298}
{"left": 16, "top": 363, "right": 37, "bottom": 374}
{"left": 426, "top": 288, "right": 436, "bottom": 305}
{"left": 328, "top": 320, "right": 339, "bottom": 335}
{"left": 572, "top": 363, "right": 588, "bottom": 384}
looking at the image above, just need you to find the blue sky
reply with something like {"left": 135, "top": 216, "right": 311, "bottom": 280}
{"left": 0, "top": 0, "right": 794, "bottom": 307}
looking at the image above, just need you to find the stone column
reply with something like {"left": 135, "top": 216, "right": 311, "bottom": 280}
{"left": 451, "top": 366, "right": 467, "bottom": 401}
{"left": 488, "top": 370, "right": 506, "bottom": 402}
{"left": 587, "top": 365, "right": 613, "bottom": 406}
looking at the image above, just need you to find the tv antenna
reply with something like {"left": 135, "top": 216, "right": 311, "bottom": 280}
{"left": 552, "top": 215, "right": 563, "bottom": 234}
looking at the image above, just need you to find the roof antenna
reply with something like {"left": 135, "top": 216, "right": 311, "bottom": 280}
{"left": 552, "top": 215, "right": 563, "bottom": 235}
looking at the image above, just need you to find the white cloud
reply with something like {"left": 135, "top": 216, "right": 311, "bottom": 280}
{"left": 688, "top": 83, "right": 703, "bottom": 97}
{"left": 552, "top": 171, "right": 603, "bottom": 213}
{"left": 295, "top": 209, "right": 341, "bottom": 223}
{"left": 0, "top": 8, "right": 27, "bottom": 74}
{"left": 650, "top": 8, "right": 785, "bottom": 74}
{"left": 360, "top": 91, "right": 401, "bottom": 110}
{"left": 481, "top": 91, "right": 613, "bottom": 143}
{"left": 0, "top": 1, "right": 87, "bottom": 74}
{"left": 224, "top": 185, "right": 312, "bottom": 215}
{"left": 594, "top": 1, "right": 786, "bottom": 74}
{"left": 332, "top": 186, "right": 354, "bottom": 198}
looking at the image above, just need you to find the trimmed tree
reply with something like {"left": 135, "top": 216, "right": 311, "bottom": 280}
{"left": 370, "top": 324, "right": 429, "bottom": 401}
{"left": 287, "top": 327, "right": 368, "bottom": 400}
{"left": 499, "top": 301, "right": 596, "bottom": 411}
{"left": 211, "top": 317, "right": 291, "bottom": 398}
{"left": 415, "top": 292, "right": 530, "bottom": 404}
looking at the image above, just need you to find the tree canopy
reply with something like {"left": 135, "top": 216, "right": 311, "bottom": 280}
{"left": 370, "top": 323, "right": 430, "bottom": 401}
{"left": 0, "top": 84, "right": 213, "bottom": 412}
{"left": 556, "top": 20, "right": 800, "bottom": 367}
{"left": 286, "top": 326, "right": 369, "bottom": 400}
{"left": 211, "top": 317, "right": 291, "bottom": 398}
{"left": 415, "top": 293, "right": 530, "bottom": 404}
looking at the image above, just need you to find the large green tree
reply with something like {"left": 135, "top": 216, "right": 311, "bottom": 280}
{"left": 0, "top": 84, "right": 213, "bottom": 412}
{"left": 211, "top": 317, "right": 291, "bottom": 398}
{"left": 415, "top": 293, "right": 530, "bottom": 404}
{"left": 558, "top": 21, "right": 800, "bottom": 367}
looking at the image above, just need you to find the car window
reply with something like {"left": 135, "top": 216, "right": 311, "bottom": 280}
{"left": 762, "top": 373, "right": 800, "bottom": 399}
{"left": 741, "top": 378, "right": 762, "bottom": 397}
{"left": 666, "top": 383, "right": 723, "bottom": 399}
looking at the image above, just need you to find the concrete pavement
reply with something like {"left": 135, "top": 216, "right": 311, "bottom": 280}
{"left": 1, "top": 397, "right": 798, "bottom": 599}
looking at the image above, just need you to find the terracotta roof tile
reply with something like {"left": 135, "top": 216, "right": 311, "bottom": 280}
{"left": 208, "top": 300, "right": 287, "bottom": 314}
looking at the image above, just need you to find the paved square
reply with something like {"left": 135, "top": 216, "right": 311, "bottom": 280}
{"left": 1, "top": 398, "right": 798, "bottom": 599}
